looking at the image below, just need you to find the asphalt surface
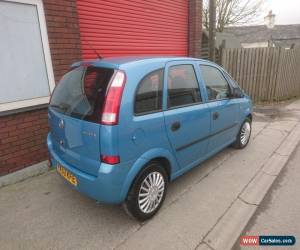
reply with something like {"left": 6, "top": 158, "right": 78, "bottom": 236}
{"left": 234, "top": 143, "right": 300, "bottom": 250}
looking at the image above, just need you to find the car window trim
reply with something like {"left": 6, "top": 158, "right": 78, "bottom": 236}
{"left": 134, "top": 108, "right": 163, "bottom": 117}
{"left": 133, "top": 68, "right": 164, "bottom": 117}
{"left": 206, "top": 97, "right": 230, "bottom": 103}
{"left": 167, "top": 100, "right": 204, "bottom": 111}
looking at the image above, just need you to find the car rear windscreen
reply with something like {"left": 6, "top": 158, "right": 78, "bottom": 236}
{"left": 50, "top": 66, "right": 115, "bottom": 122}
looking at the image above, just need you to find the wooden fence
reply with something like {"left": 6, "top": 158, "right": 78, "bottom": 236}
{"left": 220, "top": 47, "right": 300, "bottom": 102}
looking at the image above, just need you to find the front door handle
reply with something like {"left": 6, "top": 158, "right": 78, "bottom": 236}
{"left": 171, "top": 121, "right": 181, "bottom": 131}
{"left": 213, "top": 112, "right": 219, "bottom": 120}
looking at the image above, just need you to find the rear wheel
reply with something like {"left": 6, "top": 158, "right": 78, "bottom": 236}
{"left": 123, "top": 162, "right": 168, "bottom": 221}
{"left": 232, "top": 118, "right": 252, "bottom": 149}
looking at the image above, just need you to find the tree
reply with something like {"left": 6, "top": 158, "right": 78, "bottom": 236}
{"left": 203, "top": 0, "right": 264, "bottom": 32}
{"left": 208, "top": 0, "right": 216, "bottom": 61}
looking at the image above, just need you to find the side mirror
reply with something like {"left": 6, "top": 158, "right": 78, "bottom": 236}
{"left": 230, "top": 88, "right": 244, "bottom": 98}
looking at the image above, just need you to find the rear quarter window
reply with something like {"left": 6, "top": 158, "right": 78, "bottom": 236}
{"left": 134, "top": 69, "right": 163, "bottom": 115}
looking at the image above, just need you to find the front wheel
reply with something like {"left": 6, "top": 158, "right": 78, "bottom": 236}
{"left": 123, "top": 162, "right": 168, "bottom": 221}
{"left": 232, "top": 118, "right": 252, "bottom": 149}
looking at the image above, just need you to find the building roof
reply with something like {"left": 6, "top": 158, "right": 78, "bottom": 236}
{"left": 216, "top": 32, "right": 241, "bottom": 48}
{"left": 202, "top": 29, "right": 241, "bottom": 49}
{"left": 225, "top": 24, "right": 300, "bottom": 46}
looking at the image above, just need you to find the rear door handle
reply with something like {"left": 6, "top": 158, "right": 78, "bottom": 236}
{"left": 171, "top": 121, "right": 181, "bottom": 131}
{"left": 213, "top": 112, "right": 219, "bottom": 120}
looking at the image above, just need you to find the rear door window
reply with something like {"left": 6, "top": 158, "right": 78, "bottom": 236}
{"left": 50, "top": 66, "right": 114, "bottom": 122}
{"left": 134, "top": 69, "right": 163, "bottom": 115}
{"left": 167, "top": 64, "right": 201, "bottom": 109}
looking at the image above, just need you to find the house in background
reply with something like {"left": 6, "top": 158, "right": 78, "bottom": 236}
{"left": 0, "top": 0, "right": 203, "bottom": 176}
{"left": 225, "top": 11, "right": 300, "bottom": 49}
{"left": 201, "top": 30, "right": 241, "bottom": 60}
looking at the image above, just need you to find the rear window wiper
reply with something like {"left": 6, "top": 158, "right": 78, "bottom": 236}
{"left": 49, "top": 103, "right": 70, "bottom": 113}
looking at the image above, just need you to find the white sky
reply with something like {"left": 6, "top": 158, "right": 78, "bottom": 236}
{"left": 266, "top": 0, "right": 300, "bottom": 24}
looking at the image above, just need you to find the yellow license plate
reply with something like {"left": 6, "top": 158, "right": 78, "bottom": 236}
{"left": 57, "top": 164, "right": 77, "bottom": 186}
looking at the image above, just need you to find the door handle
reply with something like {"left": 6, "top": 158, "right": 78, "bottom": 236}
{"left": 171, "top": 121, "right": 181, "bottom": 131}
{"left": 213, "top": 112, "right": 219, "bottom": 120}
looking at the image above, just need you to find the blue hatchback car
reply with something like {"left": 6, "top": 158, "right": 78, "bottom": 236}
{"left": 47, "top": 56, "right": 252, "bottom": 220}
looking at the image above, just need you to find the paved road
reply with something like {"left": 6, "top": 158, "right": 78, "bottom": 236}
{"left": 0, "top": 100, "right": 299, "bottom": 250}
{"left": 234, "top": 143, "right": 300, "bottom": 250}
{"left": 232, "top": 100, "right": 300, "bottom": 250}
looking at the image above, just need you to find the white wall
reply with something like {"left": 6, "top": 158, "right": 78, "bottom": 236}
{"left": 241, "top": 42, "right": 269, "bottom": 48}
{"left": 0, "top": 0, "right": 54, "bottom": 112}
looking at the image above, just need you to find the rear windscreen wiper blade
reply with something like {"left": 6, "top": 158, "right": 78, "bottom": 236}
{"left": 49, "top": 104, "right": 70, "bottom": 113}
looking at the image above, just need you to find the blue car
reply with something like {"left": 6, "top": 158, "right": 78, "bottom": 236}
{"left": 47, "top": 56, "right": 252, "bottom": 221}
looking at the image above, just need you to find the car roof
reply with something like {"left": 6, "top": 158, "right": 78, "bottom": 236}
{"left": 71, "top": 56, "right": 212, "bottom": 69}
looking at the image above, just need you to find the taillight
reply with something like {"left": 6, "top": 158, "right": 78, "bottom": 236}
{"left": 101, "top": 70, "right": 126, "bottom": 125}
{"left": 101, "top": 155, "right": 120, "bottom": 165}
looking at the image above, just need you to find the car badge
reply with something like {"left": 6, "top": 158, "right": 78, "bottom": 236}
{"left": 59, "top": 119, "right": 64, "bottom": 129}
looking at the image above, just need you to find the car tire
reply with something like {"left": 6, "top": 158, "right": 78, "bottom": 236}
{"left": 232, "top": 118, "right": 252, "bottom": 149}
{"left": 123, "top": 162, "right": 168, "bottom": 221}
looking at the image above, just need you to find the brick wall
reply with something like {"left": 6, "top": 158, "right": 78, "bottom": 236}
{"left": 44, "top": 0, "right": 82, "bottom": 81}
{"left": 188, "top": 0, "right": 203, "bottom": 58}
{"left": 0, "top": 110, "right": 49, "bottom": 174}
{"left": 0, "top": 0, "right": 81, "bottom": 176}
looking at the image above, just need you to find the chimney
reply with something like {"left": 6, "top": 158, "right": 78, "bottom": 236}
{"left": 264, "top": 10, "right": 275, "bottom": 29}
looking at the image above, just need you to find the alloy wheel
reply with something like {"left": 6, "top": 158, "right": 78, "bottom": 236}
{"left": 138, "top": 171, "right": 165, "bottom": 214}
{"left": 240, "top": 121, "right": 251, "bottom": 146}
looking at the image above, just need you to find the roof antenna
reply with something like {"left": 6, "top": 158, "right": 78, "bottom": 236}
{"left": 83, "top": 38, "right": 103, "bottom": 59}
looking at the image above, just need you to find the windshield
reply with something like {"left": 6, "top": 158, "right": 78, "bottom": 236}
{"left": 50, "top": 66, "right": 115, "bottom": 122}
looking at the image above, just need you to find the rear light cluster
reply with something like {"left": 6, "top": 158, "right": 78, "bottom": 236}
{"left": 101, "top": 155, "right": 120, "bottom": 165}
{"left": 100, "top": 70, "right": 126, "bottom": 165}
{"left": 101, "top": 70, "right": 126, "bottom": 125}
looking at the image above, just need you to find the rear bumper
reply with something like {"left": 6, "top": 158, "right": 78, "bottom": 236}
{"left": 47, "top": 133, "right": 132, "bottom": 204}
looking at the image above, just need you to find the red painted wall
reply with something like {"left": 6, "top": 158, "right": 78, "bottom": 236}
{"left": 77, "top": 0, "right": 188, "bottom": 60}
